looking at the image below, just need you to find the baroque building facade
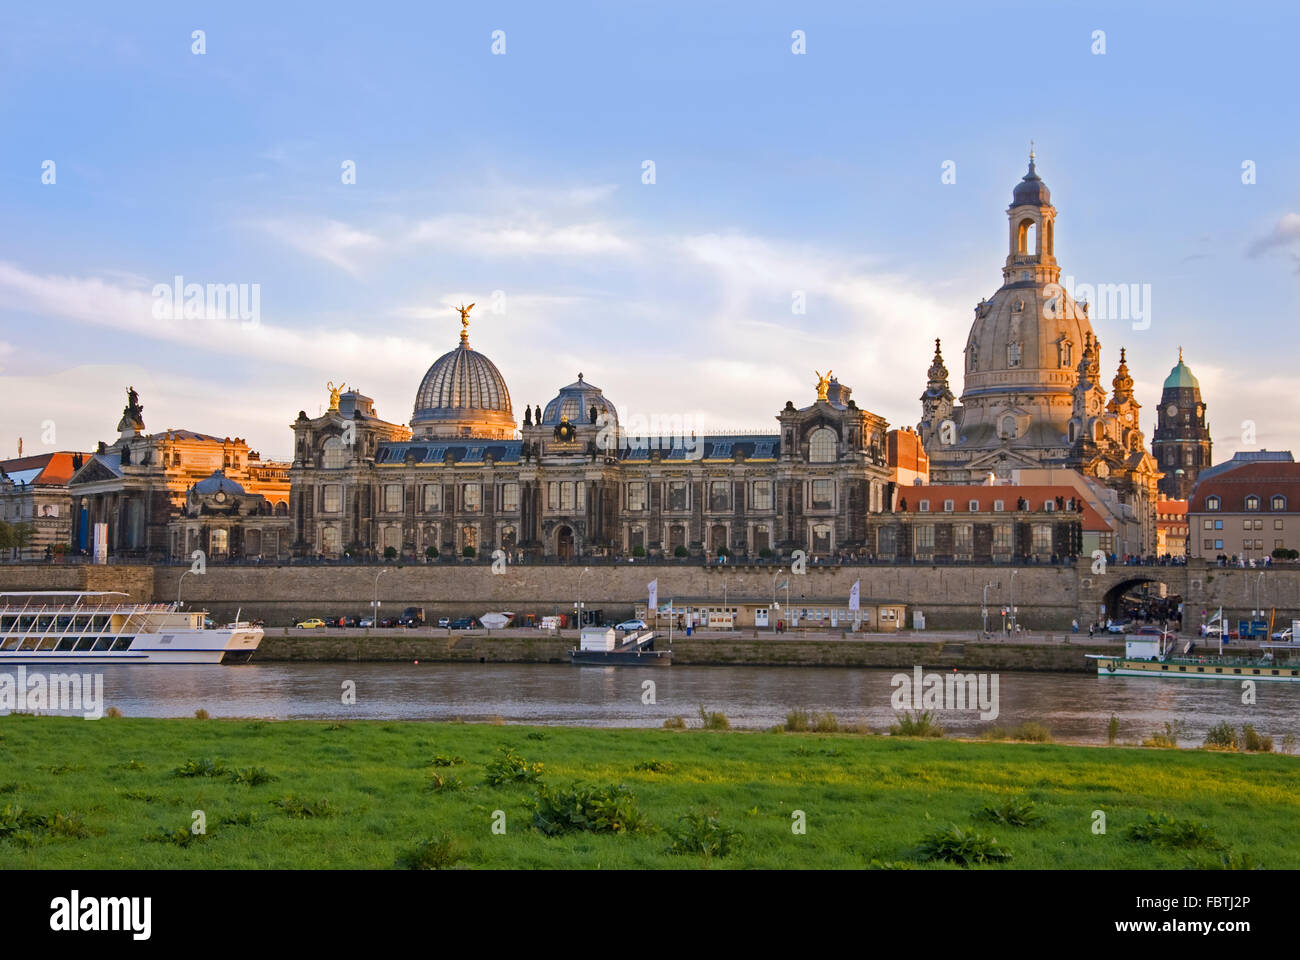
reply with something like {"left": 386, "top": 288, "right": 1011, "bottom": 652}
{"left": 917, "top": 156, "right": 1162, "bottom": 551}
{"left": 285, "top": 318, "right": 899, "bottom": 562}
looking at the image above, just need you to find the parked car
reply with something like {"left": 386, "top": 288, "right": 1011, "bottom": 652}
{"left": 359, "top": 617, "right": 375, "bottom": 628}
{"left": 378, "top": 616, "right": 398, "bottom": 628}
{"left": 1106, "top": 620, "right": 1132, "bottom": 634}
{"left": 1271, "top": 627, "right": 1293, "bottom": 641}
{"left": 296, "top": 618, "right": 327, "bottom": 629}
{"left": 437, "top": 617, "right": 451, "bottom": 628}
{"left": 449, "top": 617, "right": 480, "bottom": 630}
{"left": 398, "top": 606, "right": 425, "bottom": 627}
{"left": 615, "top": 619, "right": 647, "bottom": 631}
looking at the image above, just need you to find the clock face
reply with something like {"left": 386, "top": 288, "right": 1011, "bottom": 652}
{"left": 1124, "top": 412, "right": 1133, "bottom": 422}
{"left": 1166, "top": 404, "right": 1178, "bottom": 417}
{"left": 215, "top": 491, "right": 226, "bottom": 503}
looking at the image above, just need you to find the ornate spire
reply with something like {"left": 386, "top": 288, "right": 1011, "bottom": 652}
{"left": 927, "top": 338, "right": 948, "bottom": 383}
{"left": 1111, "top": 347, "right": 1134, "bottom": 403}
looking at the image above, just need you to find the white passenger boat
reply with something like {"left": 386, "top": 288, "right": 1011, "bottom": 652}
{"left": 0, "top": 591, "right": 262, "bottom": 664}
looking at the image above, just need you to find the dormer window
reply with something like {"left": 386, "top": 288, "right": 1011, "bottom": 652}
{"left": 969, "top": 500, "right": 980, "bottom": 512}
{"left": 1272, "top": 495, "right": 1287, "bottom": 511}
{"left": 943, "top": 499, "right": 954, "bottom": 512}
{"left": 1245, "top": 495, "right": 1261, "bottom": 512}
{"left": 1206, "top": 496, "right": 1221, "bottom": 512}
{"left": 993, "top": 500, "right": 1005, "bottom": 512}
{"left": 918, "top": 500, "right": 930, "bottom": 513}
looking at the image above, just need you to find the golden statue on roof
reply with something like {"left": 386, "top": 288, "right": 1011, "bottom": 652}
{"left": 456, "top": 302, "right": 475, "bottom": 344}
{"left": 815, "top": 370, "right": 833, "bottom": 402}
{"left": 327, "top": 381, "right": 346, "bottom": 412}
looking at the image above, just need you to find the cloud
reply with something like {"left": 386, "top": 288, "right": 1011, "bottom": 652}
{"left": 408, "top": 213, "right": 635, "bottom": 256}
{"left": 256, "top": 218, "right": 383, "bottom": 274}
{"left": 1248, "top": 212, "right": 1300, "bottom": 260}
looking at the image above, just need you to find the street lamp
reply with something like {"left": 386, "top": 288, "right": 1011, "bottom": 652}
{"left": 577, "top": 566, "right": 590, "bottom": 629}
{"left": 982, "top": 581, "right": 998, "bottom": 637}
{"left": 1009, "top": 570, "right": 1019, "bottom": 635}
{"left": 373, "top": 568, "right": 387, "bottom": 627}
{"left": 177, "top": 569, "right": 193, "bottom": 608}
{"left": 771, "top": 568, "right": 782, "bottom": 633}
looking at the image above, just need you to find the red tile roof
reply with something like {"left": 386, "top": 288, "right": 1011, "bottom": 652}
{"left": 1189, "top": 462, "right": 1300, "bottom": 513}
{"left": 897, "top": 485, "right": 1110, "bottom": 531}
{"left": 0, "top": 452, "right": 89, "bottom": 486}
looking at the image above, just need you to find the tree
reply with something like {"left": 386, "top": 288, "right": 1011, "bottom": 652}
{"left": 462, "top": 546, "right": 476, "bottom": 559}
{"left": 383, "top": 546, "right": 398, "bottom": 561}
{"left": 425, "top": 545, "right": 438, "bottom": 560}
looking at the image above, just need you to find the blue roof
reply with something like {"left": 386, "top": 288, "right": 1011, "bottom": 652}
{"left": 618, "top": 434, "right": 779, "bottom": 462}
{"left": 376, "top": 440, "right": 522, "bottom": 465}
{"left": 1198, "top": 450, "right": 1294, "bottom": 484}
{"left": 193, "top": 470, "right": 246, "bottom": 495}
{"left": 1163, "top": 359, "right": 1200, "bottom": 390}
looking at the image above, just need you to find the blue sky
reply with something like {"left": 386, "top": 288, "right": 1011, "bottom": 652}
{"left": 1, "top": 0, "right": 1297, "bottom": 463}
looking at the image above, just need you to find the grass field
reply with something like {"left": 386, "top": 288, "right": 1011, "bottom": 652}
{"left": 1, "top": 714, "right": 1296, "bottom": 869}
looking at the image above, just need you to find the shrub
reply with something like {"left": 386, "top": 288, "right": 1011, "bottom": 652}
{"left": 1281, "top": 733, "right": 1297, "bottom": 755}
{"left": 425, "top": 545, "right": 438, "bottom": 560}
{"left": 484, "top": 748, "right": 544, "bottom": 786}
{"left": 461, "top": 546, "right": 476, "bottom": 559}
{"left": 1127, "top": 812, "right": 1221, "bottom": 850}
{"left": 673, "top": 545, "right": 689, "bottom": 558}
{"left": 105, "top": 706, "right": 123, "bottom": 719}
{"left": 194, "top": 708, "right": 210, "bottom": 720}
{"left": 0, "top": 805, "right": 44, "bottom": 845}
{"left": 631, "top": 545, "right": 646, "bottom": 558}
{"left": 1106, "top": 714, "right": 1119, "bottom": 745}
{"left": 663, "top": 716, "right": 686, "bottom": 730}
{"left": 1241, "top": 724, "right": 1273, "bottom": 753}
{"left": 220, "top": 811, "right": 261, "bottom": 827}
{"left": 384, "top": 546, "right": 398, "bottom": 560}
{"left": 427, "top": 772, "right": 464, "bottom": 793}
{"left": 430, "top": 755, "right": 465, "bottom": 767}
{"left": 666, "top": 812, "right": 742, "bottom": 858}
{"left": 758, "top": 547, "right": 773, "bottom": 559}
{"left": 147, "top": 826, "right": 203, "bottom": 848}
{"left": 271, "top": 796, "right": 335, "bottom": 819}
{"left": 525, "top": 731, "right": 548, "bottom": 741}
{"left": 784, "top": 709, "right": 811, "bottom": 732}
{"left": 229, "top": 767, "right": 277, "bottom": 786}
{"left": 397, "top": 834, "right": 465, "bottom": 870}
{"left": 890, "top": 710, "right": 945, "bottom": 738}
{"left": 1203, "top": 722, "right": 1238, "bottom": 750}
{"left": 1198, "top": 850, "right": 1265, "bottom": 870}
{"left": 813, "top": 712, "right": 840, "bottom": 733}
{"left": 1010, "top": 722, "right": 1052, "bottom": 743}
{"left": 173, "top": 758, "right": 227, "bottom": 778}
{"left": 980, "top": 797, "right": 1043, "bottom": 827}
{"left": 698, "top": 705, "right": 729, "bottom": 730}
{"left": 915, "top": 824, "right": 1012, "bottom": 866}
{"left": 1141, "top": 721, "right": 1188, "bottom": 749}
{"left": 529, "top": 783, "right": 649, "bottom": 835}
{"left": 633, "top": 759, "right": 674, "bottom": 773}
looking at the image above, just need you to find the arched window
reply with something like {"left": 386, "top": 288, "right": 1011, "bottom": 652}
{"left": 1007, "top": 342, "right": 1022, "bottom": 368}
{"left": 1272, "top": 495, "right": 1287, "bottom": 511}
{"left": 808, "top": 427, "right": 837, "bottom": 463}
{"left": 1001, "top": 416, "right": 1017, "bottom": 439}
{"left": 322, "top": 436, "right": 347, "bottom": 469}
{"left": 1017, "top": 218, "right": 1038, "bottom": 255}
{"left": 1245, "top": 495, "right": 1260, "bottom": 512}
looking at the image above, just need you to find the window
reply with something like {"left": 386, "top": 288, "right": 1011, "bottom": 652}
{"left": 709, "top": 481, "right": 730, "bottom": 511}
{"left": 384, "top": 484, "right": 403, "bottom": 513}
{"left": 993, "top": 500, "right": 1005, "bottom": 512}
{"left": 1243, "top": 519, "right": 1253, "bottom": 531}
{"left": 323, "top": 484, "right": 341, "bottom": 513}
{"left": 918, "top": 499, "right": 930, "bottom": 512}
{"left": 1001, "top": 415, "right": 1017, "bottom": 439}
{"left": 1273, "top": 495, "right": 1287, "bottom": 511}
{"left": 812, "top": 480, "right": 834, "bottom": 509}
{"left": 1215, "top": 539, "right": 1223, "bottom": 550}
{"left": 560, "top": 483, "right": 574, "bottom": 511}
{"left": 1032, "top": 524, "right": 1052, "bottom": 554}
{"left": 461, "top": 483, "right": 481, "bottom": 511}
{"left": 1007, "top": 343, "right": 1021, "bottom": 368}
{"left": 668, "top": 481, "right": 688, "bottom": 511}
{"left": 627, "top": 482, "right": 647, "bottom": 511}
{"left": 954, "top": 523, "right": 973, "bottom": 552}
{"left": 322, "top": 437, "right": 347, "bottom": 469}
{"left": 1203, "top": 539, "right": 1214, "bottom": 551}
{"left": 1043, "top": 500, "right": 1055, "bottom": 512}
{"left": 547, "top": 482, "right": 559, "bottom": 510}
{"left": 993, "top": 524, "right": 1012, "bottom": 551}
{"left": 943, "top": 499, "right": 954, "bottom": 512}
{"left": 462, "top": 526, "right": 478, "bottom": 551}
{"left": 1245, "top": 495, "right": 1261, "bottom": 511}
{"left": 752, "top": 481, "right": 773, "bottom": 511}
{"left": 808, "top": 427, "right": 837, "bottom": 463}
{"left": 1206, "top": 496, "right": 1220, "bottom": 511}
{"left": 1276, "top": 519, "right": 1284, "bottom": 530}
{"left": 423, "top": 484, "right": 442, "bottom": 512}
{"left": 1058, "top": 339, "right": 1072, "bottom": 367}
{"left": 1215, "top": 520, "right": 1223, "bottom": 530}
{"left": 1276, "top": 539, "right": 1285, "bottom": 550}
{"left": 1203, "top": 519, "right": 1213, "bottom": 530}
{"left": 915, "top": 524, "right": 935, "bottom": 551}
{"left": 969, "top": 500, "right": 980, "bottom": 512}
{"left": 877, "top": 527, "right": 896, "bottom": 554}
{"left": 500, "top": 482, "right": 518, "bottom": 512}
{"left": 210, "top": 529, "right": 228, "bottom": 557}
{"left": 1254, "top": 519, "right": 1264, "bottom": 530}
{"left": 812, "top": 523, "right": 832, "bottom": 552}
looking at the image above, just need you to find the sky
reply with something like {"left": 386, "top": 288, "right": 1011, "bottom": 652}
{"left": 1, "top": 0, "right": 1297, "bottom": 464}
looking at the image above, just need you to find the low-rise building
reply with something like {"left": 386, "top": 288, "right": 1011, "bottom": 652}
{"left": 1188, "top": 458, "right": 1300, "bottom": 562}
{"left": 1155, "top": 499, "right": 1188, "bottom": 558}
{"left": 0, "top": 452, "right": 91, "bottom": 559}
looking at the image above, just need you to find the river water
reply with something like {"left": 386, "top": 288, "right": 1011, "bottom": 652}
{"left": 48, "top": 663, "right": 1300, "bottom": 747}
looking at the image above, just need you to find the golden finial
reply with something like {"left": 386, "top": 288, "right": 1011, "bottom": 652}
{"left": 455, "top": 302, "right": 475, "bottom": 345}
{"left": 1029, "top": 139, "right": 1035, "bottom": 161}
{"left": 815, "top": 370, "right": 833, "bottom": 402}
{"left": 327, "top": 381, "right": 345, "bottom": 412}
{"left": 1178, "top": 345, "right": 1183, "bottom": 363}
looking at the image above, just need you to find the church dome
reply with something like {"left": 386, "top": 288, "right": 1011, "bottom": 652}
{"left": 411, "top": 317, "right": 515, "bottom": 439}
{"left": 541, "top": 373, "right": 617, "bottom": 427}
{"left": 193, "top": 470, "right": 245, "bottom": 495}
{"left": 1011, "top": 157, "right": 1051, "bottom": 207}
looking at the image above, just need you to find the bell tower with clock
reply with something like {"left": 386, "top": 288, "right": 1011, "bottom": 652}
{"left": 1152, "top": 349, "right": 1211, "bottom": 499}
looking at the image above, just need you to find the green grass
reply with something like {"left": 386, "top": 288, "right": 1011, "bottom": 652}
{"left": 0, "top": 714, "right": 1296, "bottom": 869}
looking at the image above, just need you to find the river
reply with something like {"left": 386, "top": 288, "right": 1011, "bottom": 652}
{"left": 43, "top": 662, "right": 1300, "bottom": 747}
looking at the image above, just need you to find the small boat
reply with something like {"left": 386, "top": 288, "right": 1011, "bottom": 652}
{"left": 0, "top": 591, "right": 263, "bottom": 665}
{"left": 569, "top": 628, "right": 671, "bottom": 666}
{"left": 1087, "top": 634, "right": 1300, "bottom": 682}
{"left": 479, "top": 611, "right": 515, "bottom": 630}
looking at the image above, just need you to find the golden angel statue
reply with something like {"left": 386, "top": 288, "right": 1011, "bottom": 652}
{"left": 327, "top": 380, "right": 346, "bottom": 411}
{"left": 815, "top": 369, "right": 833, "bottom": 402}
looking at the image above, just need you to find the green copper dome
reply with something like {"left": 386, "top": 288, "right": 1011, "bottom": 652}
{"left": 1163, "top": 350, "right": 1199, "bottom": 390}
